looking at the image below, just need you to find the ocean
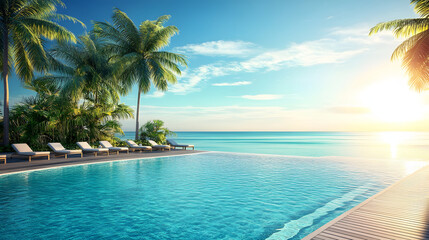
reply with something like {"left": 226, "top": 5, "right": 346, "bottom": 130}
{"left": 117, "top": 131, "right": 429, "bottom": 161}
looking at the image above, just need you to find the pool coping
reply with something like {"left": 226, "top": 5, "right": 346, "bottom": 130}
{"left": 302, "top": 163, "right": 429, "bottom": 239}
{"left": 0, "top": 150, "right": 207, "bottom": 176}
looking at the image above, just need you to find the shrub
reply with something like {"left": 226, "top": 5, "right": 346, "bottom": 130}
{"left": 139, "top": 120, "right": 175, "bottom": 144}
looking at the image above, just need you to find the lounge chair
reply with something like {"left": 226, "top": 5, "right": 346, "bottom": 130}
{"left": 167, "top": 139, "right": 194, "bottom": 150}
{"left": 48, "top": 143, "right": 83, "bottom": 159}
{"left": 148, "top": 140, "right": 171, "bottom": 151}
{"left": 126, "top": 140, "right": 152, "bottom": 152}
{"left": 76, "top": 142, "right": 109, "bottom": 156}
{"left": 0, "top": 155, "right": 6, "bottom": 164}
{"left": 99, "top": 141, "right": 129, "bottom": 155}
{"left": 11, "top": 143, "right": 50, "bottom": 162}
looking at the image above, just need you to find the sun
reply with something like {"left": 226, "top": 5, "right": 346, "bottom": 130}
{"left": 359, "top": 77, "right": 425, "bottom": 122}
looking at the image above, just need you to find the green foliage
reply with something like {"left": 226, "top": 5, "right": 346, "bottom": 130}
{"left": 9, "top": 79, "right": 133, "bottom": 150}
{"left": 110, "top": 137, "right": 128, "bottom": 147}
{"left": 0, "top": 0, "right": 84, "bottom": 144}
{"left": 369, "top": 0, "right": 429, "bottom": 91}
{"left": 39, "top": 33, "right": 129, "bottom": 104}
{"left": 139, "top": 120, "right": 175, "bottom": 144}
{"left": 133, "top": 139, "right": 151, "bottom": 146}
{"left": 0, "top": 145, "right": 13, "bottom": 153}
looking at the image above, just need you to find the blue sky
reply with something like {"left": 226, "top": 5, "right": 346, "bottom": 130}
{"left": 8, "top": 0, "right": 429, "bottom": 131}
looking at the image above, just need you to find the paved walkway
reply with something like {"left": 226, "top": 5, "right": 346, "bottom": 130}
{"left": 0, "top": 150, "right": 204, "bottom": 175}
{"left": 303, "top": 165, "right": 429, "bottom": 240}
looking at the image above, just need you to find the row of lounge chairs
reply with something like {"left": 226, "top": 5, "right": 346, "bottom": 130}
{"left": 7, "top": 139, "right": 194, "bottom": 163}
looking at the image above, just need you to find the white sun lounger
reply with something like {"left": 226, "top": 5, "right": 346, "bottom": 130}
{"left": 48, "top": 142, "right": 83, "bottom": 159}
{"left": 11, "top": 143, "right": 50, "bottom": 162}
{"left": 99, "top": 141, "right": 129, "bottom": 155}
{"left": 126, "top": 140, "right": 152, "bottom": 152}
{"left": 167, "top": 139, "right": 194, "bottom": 150}
{"left": 148, "top": 140, "right": 170, "bottom": 151}
{"left": 76, "top": 142, "right": 109, "bottom": 156}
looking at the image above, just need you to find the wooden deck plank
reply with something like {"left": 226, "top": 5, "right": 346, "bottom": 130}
{"left": 321, "top": 230, "right": 359, "bottom": 240}
{"left": 303, "top": 165, "right": 429, "bottom": 240}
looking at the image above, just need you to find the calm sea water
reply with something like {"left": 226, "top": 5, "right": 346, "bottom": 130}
{"left": 0, "top": 152, "right": 422, "bottom": 240}
{"left": 119, "top": 131, "right": 429, "bottom": 161}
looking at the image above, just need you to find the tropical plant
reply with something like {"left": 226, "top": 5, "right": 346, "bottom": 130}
{"left": 369, "top": 0, "right": 429, "bottom": 92}
{"left": 40, "top": 33, "right": 128, "bottom": 105}
{"left": 10, "top": 79, "right": 133, "bottom": 150}
{"left": 94, "top": 9, "right": 187, "bottom": 140}
{"left": 139, "top": 120, "right": 175, "bottom": 144}
{"left": 0, "top": 0, "right": 83, "bottom": 145}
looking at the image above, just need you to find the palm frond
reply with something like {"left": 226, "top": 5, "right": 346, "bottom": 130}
{"left": 112, "top": 8, "right": 140, "bottom": 47}
{"left": 369, "top": 18, "right": 429, "bottom": 38}
{"left": 412, "top": 0, "right": 429, "bottom": 17}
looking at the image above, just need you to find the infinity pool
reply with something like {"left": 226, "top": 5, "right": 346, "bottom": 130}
{"left": 0, "top": 152, "right": 424, "bottom": 239}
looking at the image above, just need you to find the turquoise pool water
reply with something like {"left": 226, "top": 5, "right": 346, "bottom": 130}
{"left": 0, "top": 152, "right": 424, "bottom": 240}
{"left": 119, "top": 131, "right": 429, "bottom": 160}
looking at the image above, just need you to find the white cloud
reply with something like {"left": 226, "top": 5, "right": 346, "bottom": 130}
{"left": 240, "top": 39, "right": 366, "bottom": 71}
{"left": 144, "top": 91, "right": 165, "bottom": 98}
{"left": 174, "top": 40, "right": 256, "bottom": 56}
{"left": 171, "top": 26, "right": 400, "bottom": 94}
{"left": 241, "top": 94, "right": 283, "bottom": 100}
{"left": 329, "top": 26, "right": 403, "bottom": 45}
{"left": 212, "top": 81, "right": 251, "bottom": 86}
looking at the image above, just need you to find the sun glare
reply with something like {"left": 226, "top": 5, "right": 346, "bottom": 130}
{"left": 379, "top": 131, "right": 413, "bottom": 158}
{"left": 360, "top": 77, "right": 425, "bottom": 122}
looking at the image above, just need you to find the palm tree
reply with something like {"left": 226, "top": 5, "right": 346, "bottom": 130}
{"left": 41, "top": 34, "right": 128, "bottom": 105}
{"left": 94, "top": 9, "right": 187, "bottom": 140}
{"left": 369, "top": 0, "right": 429, "bottom": 92}
{"left": 0, "top": 0, "right": 83, "bottom": 145}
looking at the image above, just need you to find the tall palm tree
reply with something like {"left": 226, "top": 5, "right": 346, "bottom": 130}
{"left": 41, "top": 34, "right": 127, "bottom": 105}
{"left": 370, "top": 0, "right": 429, "bottom": 92}
{"left": 94, "top": 9, "right": 187, "bottom": 140}
{"left": 0, "top": 0, "right": 83, "bottom": 145}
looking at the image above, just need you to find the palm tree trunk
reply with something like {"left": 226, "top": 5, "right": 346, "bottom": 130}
{"left": 2, "top": 28, "right": 9, "bottom": 146}
{"left": 135, "top": 86, "right": 141, "bottom": 140}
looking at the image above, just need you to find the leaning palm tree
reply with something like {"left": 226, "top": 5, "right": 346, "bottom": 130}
{"left": 0, "top": 0, "right": 83, "bottom": 145}
{"left": 370, "top": 0, "right": 429, "bottom": 92}
{"left": 94, "top": 9, "right": 187, "bottom": 140}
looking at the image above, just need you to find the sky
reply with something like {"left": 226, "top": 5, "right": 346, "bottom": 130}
{"left": 6, "top": 0, "right": 429, "bottom": 131}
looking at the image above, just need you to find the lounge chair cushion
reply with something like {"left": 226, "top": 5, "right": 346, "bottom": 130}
{"left": 126, "top": 140, "right": 138, "bottom": 147}
{"left": 126, "top": 140, "right": 151, "bottom": 149}
{"left": 148, "top": 140, "right": 169, "bottom": 148}
{"left": 99, "top": 141, "right": 128, "bottom": 151}
{"left": 12, "top": 143, "right": 50, "bottom": 156}
{"left": 77, "top": 142, "right": 108, "bottom": 152}
{"left": 108, "top": 147, "right": 128, "bottom": 151}
{"left": 85, "top": 148, "right": 108, "bottom": 152}
{"left": 48, "top": 143, "right": 82, "bottom": 155}
{"left": 17, "top": 151, "right": 51, "bottom": 156}
{"left": 133, "top": 146, "right": 152, "bottom": 149}
{"left": 167, "top": 139, "right": 194, "bottom": 148}
{"left": 12, "top": 143, "right": 33, "bottom": 153}
{"left": 99, "top": 141, "right": 113, "bottom": 148}
{"left": 77, "top": 142, "right": 92, "bottom": 149}
{"left": 48, "top": 142, "right": 65, "bottom": 151}
{"left": 55, "top": 149, "right": 82, "bottom": 154}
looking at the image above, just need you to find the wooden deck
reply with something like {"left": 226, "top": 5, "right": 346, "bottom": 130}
{"left": 303, "top": 165, "right": 429, "bottom": 240}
